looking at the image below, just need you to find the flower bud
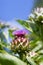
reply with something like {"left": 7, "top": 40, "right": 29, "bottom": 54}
{"left": 11, "top": 30, "right": 29, "bottom": 53}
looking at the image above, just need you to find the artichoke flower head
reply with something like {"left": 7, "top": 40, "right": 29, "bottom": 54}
{"left": 11, "top": 29, "right": 29, "bottom": 53}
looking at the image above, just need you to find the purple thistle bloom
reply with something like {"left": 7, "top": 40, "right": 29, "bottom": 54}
{"left": 11, "top": 29, "right": 29, "bottom": 53}
{"left": 12, "top": 29, "right": 28, "bottom": 36}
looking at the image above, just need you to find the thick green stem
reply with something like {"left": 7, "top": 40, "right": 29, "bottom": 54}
{"left": 19, "top": 53, "right": 26, "bottom": 61}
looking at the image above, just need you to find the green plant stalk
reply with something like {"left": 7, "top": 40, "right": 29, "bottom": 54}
{"left": 19, "top": 53, "right": 26, "bottom": 61}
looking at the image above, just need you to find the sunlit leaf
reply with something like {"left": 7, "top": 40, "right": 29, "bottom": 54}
{"left": 0, "top": 52, "right": 27, "bottom": 65}
{"left": 26, "top": 56, "right": 37, "bottom": 65}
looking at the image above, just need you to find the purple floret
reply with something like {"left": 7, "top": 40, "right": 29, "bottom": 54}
{"left": 12, "top": 29, "right": 28, "bottom": 36}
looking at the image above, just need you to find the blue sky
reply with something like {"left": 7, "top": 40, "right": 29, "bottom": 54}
{"left": 0, "top": 0, "right": 35, "bottom": 29}
{"left": 0, "top": 0, "right": 35, "bottom": 21}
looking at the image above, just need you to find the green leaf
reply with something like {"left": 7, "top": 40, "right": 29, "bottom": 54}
{"left": 0, "top": 52, "right": 27, "bottom": 65}
{"left": 8, "top": 29, "right": 14, "bottom": 38}
{"left": 32, "top": 41, "right": 42, "bottom": 52}
{"left": 17, "top": 20, "right": 30, "bottom": 30}
{"left": 36, "top": 55, "right": 43, "bottom": 63}
{"left": 26, "top": 56, "right": 37, "bottom": 65}
{"left": 38, "top": 50, "right": 43, "bottom": 54}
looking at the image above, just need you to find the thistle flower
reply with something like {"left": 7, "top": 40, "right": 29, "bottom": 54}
{"left": 29, "top": 51, "right": 37, "bottom": 57}
{"left": 29, "top": 7, "right": 43, "bottom": 41}
{"left": 29, "top": 7, "right": 43, "bottom": 24}
{"left": 11, "top": 29, "right": 29, "bottom": 53}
